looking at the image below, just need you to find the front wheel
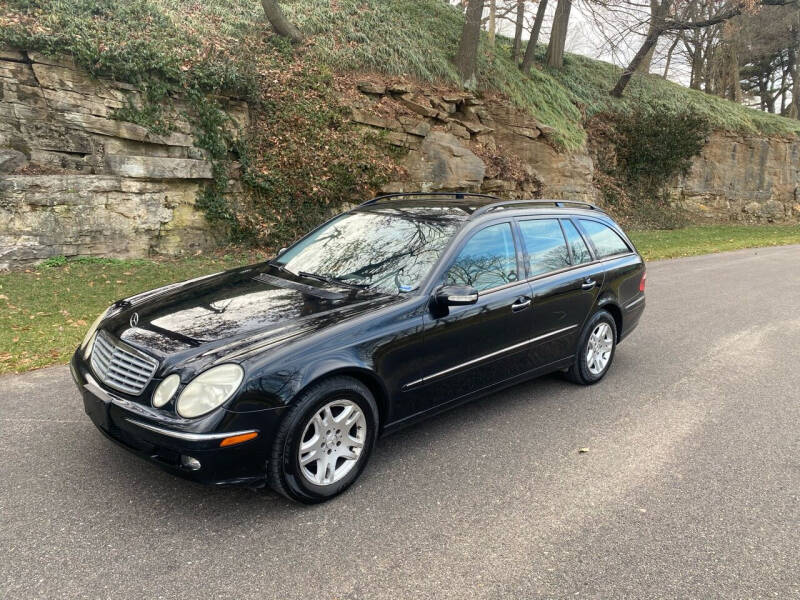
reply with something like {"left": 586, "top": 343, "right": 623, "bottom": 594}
{"left": 267, "top": 376, "right": 378, "bottom": 504}
{"left": 565, "top": 310, "right": 617, "bottom": 385}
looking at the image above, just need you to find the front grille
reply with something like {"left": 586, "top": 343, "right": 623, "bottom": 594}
{"left": 90, "top": 330, "right": 158, "bottom": 396}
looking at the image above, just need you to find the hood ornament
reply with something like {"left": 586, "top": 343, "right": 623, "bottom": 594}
{"left": 129, "top": 312, "right": 139, "bottom": 328}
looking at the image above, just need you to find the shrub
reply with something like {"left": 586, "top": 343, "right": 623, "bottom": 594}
{"left": 591, "top": 109, "right": 711, "bottom": 229}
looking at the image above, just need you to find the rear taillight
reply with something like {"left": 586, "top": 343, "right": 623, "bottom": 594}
{"left": 639, "top": 270, "right": 647, "bottom": 292}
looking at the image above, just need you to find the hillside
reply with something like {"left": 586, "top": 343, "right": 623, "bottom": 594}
{"left": 2, "top": 0, "right": 800, "bottom": 249}
{"left": 3, "top": 0, "right": 800, "bottom": 150}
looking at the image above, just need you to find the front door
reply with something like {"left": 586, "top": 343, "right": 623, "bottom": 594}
{"left": 404, "top": 221, "right": 535, "bottom": 417}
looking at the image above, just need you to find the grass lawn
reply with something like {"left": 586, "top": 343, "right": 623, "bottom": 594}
{"left": 1, "top": 224, "right": 798, "bottom": 375}
{"left": 0, "top": 252, "right": 267, "bottom": 375}
{"left": 629, "top": 224, "right": 800, "bottom": 260}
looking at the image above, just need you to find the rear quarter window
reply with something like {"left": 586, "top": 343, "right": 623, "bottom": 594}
{"left": 578, "top": 219, "right": 631, "bottom": 258}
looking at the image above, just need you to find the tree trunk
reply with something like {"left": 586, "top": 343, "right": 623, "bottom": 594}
{"left": 636, "top": 0, "right": 662, "bottom": 73}
{"left": 611, "top": 0, "right": 673, "bottom": 97}
{"left": 689, "top": 41, "right": 704, "bottom": 89}
{"left": 545, "top": 0, "right": 572, "bottom": 68}
{"left": 512, "top": 0, "right": 526, "bottom": 61}
{"left": 790, "top": 24, "right": 800, "bottom": 118}
{"left": 454, "top": 0, "right": 486, "bottom": 89}
{"left": 520, "top": 0, "right": 548, "bottom": 73}
{"left": 662, "top": 34, "right": 680, "bottom": 78}
{"left": 728, "top": 45, "right": 742, "bottom": 102}
{"left": 761, "top": 76, "right": 775, "bottom": 113}
{"left": 260, "top": 0, "right": 304, "bottom": 43}
{"left": 702, "top": 35, "right": 714, "bottom": 93}
{"left": 488, "top": 0, "right": 497, "bottom": 48}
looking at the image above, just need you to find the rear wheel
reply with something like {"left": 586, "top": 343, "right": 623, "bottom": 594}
{"left": 267, "top": 376, "right": 378, "bottom": 503}
{"left": 565, "top": 310, "right": 617, "bottom": 385}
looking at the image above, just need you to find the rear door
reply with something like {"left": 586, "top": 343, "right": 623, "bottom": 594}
{"left": 576, "top": 217, "right": 644, "bottom": 332}
{"left": 403, "top": 220, "right": 535, "bottom": 416}
{"left": 517, "top": 216, "right": 602, "bottom": 368}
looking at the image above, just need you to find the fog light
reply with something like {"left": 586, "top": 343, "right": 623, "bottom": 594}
{"left": 180, "top": 455, "right": 201, "bottom": 471}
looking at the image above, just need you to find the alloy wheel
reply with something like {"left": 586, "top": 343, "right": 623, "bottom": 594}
{"left": 298, "top": 399, "right": 367, "bottom": 486}
{"left": 586, "top": 322, "right": 613, "bottom": 375}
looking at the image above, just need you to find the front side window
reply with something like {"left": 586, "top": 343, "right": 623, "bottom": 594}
{"left": 519, "top": 219, "right": 571, "bottom": 277}
{"left": 579, "top": 219, "right": 630, "bottom": 258}
{"left": 444, "top": 223, "right": 518, "bottom": 292}
{"left": 276, "top": 208, "right": 464, "bottom": 294}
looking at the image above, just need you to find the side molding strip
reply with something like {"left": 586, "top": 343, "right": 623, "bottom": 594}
{"left": 403, "top": 324, "right": 578, "bottom": 390}
{"left": 624, "top": 295, "right": 645, "bottom": 310}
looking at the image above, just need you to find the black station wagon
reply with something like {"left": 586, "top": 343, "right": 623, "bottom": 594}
{"left": 71, "top": 193, "right": 646, "bottom": 503}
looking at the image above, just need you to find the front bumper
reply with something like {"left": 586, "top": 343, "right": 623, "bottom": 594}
{"left": 71, "top": 353, "right": 285, "bottom": 486}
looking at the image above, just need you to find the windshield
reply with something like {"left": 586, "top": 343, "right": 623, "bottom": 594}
{"left": 274, "top": 208, "right": 464, "bottom": 294}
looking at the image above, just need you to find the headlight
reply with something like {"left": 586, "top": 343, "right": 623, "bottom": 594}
{"left": 175, "top": 364, "right": 244, "bottom": 418}
{"left": 80, "top": 307, "right": 110, "bottom": 359}
{"left": 152, "top": 374, "right": 181, "bottom": 408}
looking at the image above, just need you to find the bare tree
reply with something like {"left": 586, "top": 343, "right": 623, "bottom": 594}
{"left": 512, "top": 0, "right": 526, "bottom": 60}
{"left": 521, "top": 0, "right": 549, "bottom": 73}
{"left": 789, "top": 20, "right": 800, "bottom": 116}
{"left": 545, "top": 0, "right": 573, "bottom": 67}
{"left": 455, "top": 0, "right": 487, "bottom": 89}
{"left": 636, "top": 0, "right": 663, "bottom": 72}
{"left": 488, "top": 0, "right": 497, "bottom": 47}
{"left": 261, "top": 0, "right": 304, "bottom": 43}
{"left": 662, "top": 33, "right": 682, "bottom": 77}
{"left": 612, "top": 0, "right": 799, "bottom": 97}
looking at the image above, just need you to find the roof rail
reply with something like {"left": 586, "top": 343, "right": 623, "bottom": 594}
{"left": 470, "top": 199, "right": 604, "bottom": 218}
{"left": 359, "top": 191, "right": 501, "bottom": 207}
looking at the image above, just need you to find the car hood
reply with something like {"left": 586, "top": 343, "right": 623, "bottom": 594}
{"left": 102, "top": 264, "right": 400, "bottom": 367}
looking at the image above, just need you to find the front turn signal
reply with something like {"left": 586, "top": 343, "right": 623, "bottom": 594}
{"left": 219, "top": 432, "right": 258, "bottom": 447}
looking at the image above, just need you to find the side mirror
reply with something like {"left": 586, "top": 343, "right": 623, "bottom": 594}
{"left": 277, "top": 247, "right": 287, "bottom": 256}
{"left": 435, "top": 285, "right": 479, "bottom": 307}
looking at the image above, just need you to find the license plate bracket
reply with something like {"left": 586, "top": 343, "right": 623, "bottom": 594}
{"left": 83, "top": 383, "right": 112, "bottom": 431}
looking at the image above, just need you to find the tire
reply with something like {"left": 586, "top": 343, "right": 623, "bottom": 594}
{"left": 267, "top": 376, "right": 379, "bottom": 504}
{"left": 565, "top": 309, "right": 618, "bottom": 385}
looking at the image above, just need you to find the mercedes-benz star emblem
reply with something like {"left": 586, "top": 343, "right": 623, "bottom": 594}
{"left": 129, "top": 312, "right": 139, "bottom": 328}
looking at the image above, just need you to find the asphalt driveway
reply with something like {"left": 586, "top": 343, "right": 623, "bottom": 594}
{"left": 2, "top": 245, "right": 799, "bottom": 599}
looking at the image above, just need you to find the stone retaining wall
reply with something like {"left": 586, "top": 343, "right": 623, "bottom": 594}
{"left": 672, "top": 132, "right": 800, "bottom": 222}
{"left": 0, "top": 48, "right": 247, "bottom": 269}
{"left": 348, "top": 81, "right": 596, "bottom": 201}
{"left": 2, "top": 47, "right": 798, "bottom": 269}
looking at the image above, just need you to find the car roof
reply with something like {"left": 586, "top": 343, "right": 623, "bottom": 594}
{"left": 353, "top": 192, "right": 609, "bottom": 222}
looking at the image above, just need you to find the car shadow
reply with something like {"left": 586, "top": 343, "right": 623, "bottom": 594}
{"left": 81, "top": 370, "right": 582, "bottom": 514}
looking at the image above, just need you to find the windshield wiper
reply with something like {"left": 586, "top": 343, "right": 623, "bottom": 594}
{"left": 297, "top": 270, "right": 328, "bottom": 283}
{"left": 330, "top": 276, "right": 370, "bottom": 290}
{"left": 268, "top": 260, "right": 297, "bottom": 277}
{"left": 298, "top": 271, "right": 370, "bottom": 291}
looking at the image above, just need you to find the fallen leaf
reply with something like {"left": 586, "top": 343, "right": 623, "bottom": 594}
{"left": 578, "top": 447, "right": 590, "bottom": 454}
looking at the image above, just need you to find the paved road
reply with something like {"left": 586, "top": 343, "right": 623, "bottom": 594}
{"left": 2, "top": 246, "right": 799, "bottom": 599}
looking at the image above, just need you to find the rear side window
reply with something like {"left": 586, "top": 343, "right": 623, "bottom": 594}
{"left": 445, "top": 223, "right": 518, "bottom": 292}
{"left": 561, "top": 219, "right": 592, "bottom": 265}
{"left": 519, "top": 219, "right": 571, "bottom": 276}
{"left": 579, "top": 219, "right": 630, "bottom": 258}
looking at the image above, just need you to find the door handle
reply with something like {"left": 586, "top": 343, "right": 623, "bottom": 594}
{"left": 581, "top": 278, "right": 597, "bottom": 290}
{"left": 511, "top": 297, "right": 532, "bottom": 312}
